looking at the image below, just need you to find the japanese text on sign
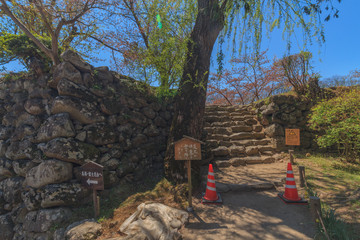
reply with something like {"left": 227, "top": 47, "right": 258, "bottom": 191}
{"left": 174, "top": 137, "right": 202, "bottom": 160}
{"left": 81, "top": 171, "right": 102, "bottom": 178}
{"left": 285, "top": 128, "right": 300, "bottom": 146}
{"left": 80, "top": 161, "right": 104, "bottom": 190}
{"left": 179, "top": 144, "right": 199, "bottom": 159}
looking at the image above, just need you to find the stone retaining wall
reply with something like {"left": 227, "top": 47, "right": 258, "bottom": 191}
{"left": 255, "top": 94, "right": 316, "bottom": 151}
{"left": 0, "top": 50, "right": 173, "bottom": 239}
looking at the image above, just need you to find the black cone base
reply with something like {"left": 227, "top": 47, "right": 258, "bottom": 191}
{"left": 278, "top": 192, "right": 308, "bottom": 205}
{"left": 201, "top": 193, "right": 223, "bottom": 204}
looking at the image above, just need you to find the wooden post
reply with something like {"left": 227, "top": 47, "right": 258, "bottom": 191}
{"left": 187, "top": 160, "right": 193, "bottom": 212}
{"left": 310, "top": 196, "right": 321, "bottom": 223}
{"left": 299, "top": 166, "right": 305, "bottom": 188}
{"left": 289, "top": 150, "right": 295, "bottom": 164}
{"left": 93, "top": 189, "right": 99, "bottom": 218}
{"left": 97, "top": 196, "right": 100, "bottom": 217}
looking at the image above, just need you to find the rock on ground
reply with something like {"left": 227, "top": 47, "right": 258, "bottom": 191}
{"left": 119, "top": 202, "right": 188, "bottom": 240}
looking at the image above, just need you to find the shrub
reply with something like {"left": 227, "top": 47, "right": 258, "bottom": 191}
{"left": 0, "top": 32, "right": 53, "bottom": 72}
{"left": 308, "top": 88, "right": 360, "bottom": 162}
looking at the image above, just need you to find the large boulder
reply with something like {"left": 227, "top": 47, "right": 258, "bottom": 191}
{"left": 100, "top": 99, "right": 124, "bottom": 115}
{"left": 12, "top": 160, "right": 37, "bottom": 177}
{"left": 10, "top": 124, "right": 35, "bottom": 142}
{"left": 0, "top": 125, "right": 13, "bottom": 140}
{"left": 5, "top": 140, "right": 37, "bottom": 160}
{"left": 143, "top": 124, "right": 160, "bottom": 137}
{"left": 264, "top": 123, "right": 284, "bottom": 137}
{"left": 61, "top": 50, "right": 92, "bottom": 73}
{"left": 51, "top": 62, "right": 83, "bottom": 88}
{"left": 260, "top": 102, "right": 279, "bottom": 116}
{"left": 0, "top": 158, "right": 14, "bottom": 181}
{"left": 142, "top": 107, "right": 156, "bottom": 119}
{"left": 65, "top": 219, "right": 102, "bottom": 240}
{"left": 85, "top": 123, "right": 117, "bottom": 146}
{"left": 57, "top": 78, "right": 97, "bottom": 102}
{"left": 39, "top": 138, "right": 100, "bottom": 165}
{"left": 40, "top": 183, "right": 90, "bottom": 208}
{"left": 25, "top": 160, "right": 73, "bottom": 188}
{"left": 21, "top": 187, "right": 42, "bottom": 211}
{"left": 2, "top": 177, "right": 24, "bottom": 206}
{"left": 51, "top": 96, "right": 105, "bottom": 124}
{"left": 0, "top": 213, "right": 14, "bottom": 240}
{"left": 15, "top": 112, "right": 42, "bottom": 129}
{"left": 24, "top": 98, "right": 45, "bottom": 115}
{"left": 35, "top": 113, "right": 76, "bottom": 143}
{"left": 23, "top": 208, "right": 72, "bottom": 233}
{"left": 119, "top": 202, "right": 188, "bottom": 240}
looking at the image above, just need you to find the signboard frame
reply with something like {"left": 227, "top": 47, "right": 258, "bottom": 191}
{"left": 174, "top": 136, "right": 204, "bottom": 212}
{"left": 285, "top": 128, "right": 300, "bottom": 146}
{"left": 80, "top": 161, "right": 104, "bottom": 217}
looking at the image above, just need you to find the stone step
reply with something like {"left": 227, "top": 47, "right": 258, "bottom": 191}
{"left": 206, "top": 133, "right": 267, "bottom": 142}
{"left": 204, "top": 111, "right": 230, "bottom": 117}
{"left": 215, "top": 156, "right": 276, "bottom": 167}
{"left": 230, "top": 132, "right": 265, "bottom": 140}
{"left": 205, "top": 125, "right": 262, "bottom": 134}
{"left": 204, "top": 116, "right": 231, "bottom": 122}
{"left": 207, "top": 134, "right": 230, "bottom": 141}
{"left": 204, "top": 127, "right": 232, "bottom": 135}
{"left": 206, "top": 138, "right": 272, "bottom": 147}
{"left": 231, "top": 115, "right": 257, "bottom": 121}
{"left": 229, "top": 111, "right": 252, "bottom": 117}
{"left": 207, "top": 121, "right": 248, "bottom": 127}
{"left": 231, "top": 125, "right": 253, "bottom": 132}
{"left": 210, "top": 145, "right": 276, "bottom": 158}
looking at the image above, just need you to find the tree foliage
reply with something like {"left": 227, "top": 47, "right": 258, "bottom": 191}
{"left": 309, "top": 88, "right": 360, "bottom": 162}
{"left": 0, "top": 0, "right": 107, "bottom": 66}
{"left": 207, "top": 51, "right": 288, "bottom": 105}
{"left": 0, "top": 33, "right": 54, "bottom": 72}
{"left": 320, "top": 70, "right": 360, "bottom": 88}
{"left": 99, "top": 0, "right": 196, "bottom": 90}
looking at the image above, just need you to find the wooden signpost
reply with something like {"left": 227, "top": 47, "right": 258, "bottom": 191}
{"left": 174, "top": 136, "right": 204, "bottom": 212}
{"left": 285, "top": 128, "right": 300, "bottom": 164}
{"left": 80, "top": 161, "right": 104, "bottom": 218}
{"left": 285, "top": 128, "right": 300, "bottom": 146}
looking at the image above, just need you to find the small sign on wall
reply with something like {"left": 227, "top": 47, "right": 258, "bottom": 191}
{"left": 285, "top": 129, "right": 300, "bottom": 146}
{"left": 80, "top": 161, "right": 104, "bottom": 190}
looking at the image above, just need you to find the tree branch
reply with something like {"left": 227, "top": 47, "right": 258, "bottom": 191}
{"left": 0, "top": 0, "right": 55, "bottom": 63}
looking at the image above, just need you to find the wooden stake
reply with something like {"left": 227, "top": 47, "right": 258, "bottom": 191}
{"left": 97, "top": 196, "right": 100, "bottom": 217}
{"left": 299, "top": 166, "right": 305, "bottom": 188}
{"left": 187, "top": 160, "right": 192, "bottom": 211}
{"left": 289, "top": 150, "right": 295, "bottom": 164}
{"left": 93, "top": 189, "right": 99, "bottom": 218}
{"left": 310, "top": 196, "right": 321, "bottom": 223}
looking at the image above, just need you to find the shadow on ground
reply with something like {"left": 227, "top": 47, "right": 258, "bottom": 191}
{"left": 181, "top": 190, "right": 316, "bottom": 240}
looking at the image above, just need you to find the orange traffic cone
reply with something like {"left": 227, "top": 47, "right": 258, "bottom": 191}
{"left": 278, "top": 162, "right": 307, "bottom": 204}
{"left": 202, "top": 164, "right": 222, "bottom": 204}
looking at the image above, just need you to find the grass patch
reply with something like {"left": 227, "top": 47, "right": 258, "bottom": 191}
{"left": 295, "top": 153, "right": 360, "bottom": 239}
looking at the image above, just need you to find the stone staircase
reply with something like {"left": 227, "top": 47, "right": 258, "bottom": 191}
{"left": 204, "top": 105, "right": 279, "bottom": 168}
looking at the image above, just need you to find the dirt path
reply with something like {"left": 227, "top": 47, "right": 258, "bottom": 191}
{"left": 181, "top": 162, "right": 316, "bottom": 240}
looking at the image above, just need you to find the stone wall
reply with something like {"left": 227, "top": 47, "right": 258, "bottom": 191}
{"left": 254, "top": 94, "right": 316, "bottom": 151}
{"left": 0, "top": 50, "right": 173, "bottom": 239}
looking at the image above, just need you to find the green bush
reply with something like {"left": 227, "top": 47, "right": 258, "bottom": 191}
{"left": 315, "top": 208, "right": 355, "bottom": 240}
{"left": 308, "top": 88, "right": 360, "bottom": 162}
{"left": 0, "top": 32, "right": 53, "bottom": 72}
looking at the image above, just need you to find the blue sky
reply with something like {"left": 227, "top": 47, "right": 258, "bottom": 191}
{"left": 3, "top": 1, "right": 358, "bottom": 80}
{"left": 260, "top": 0, "right": 360, "bottom": 79}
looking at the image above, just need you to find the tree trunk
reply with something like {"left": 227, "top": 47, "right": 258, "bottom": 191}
{"left": 164, "top": 0, "right": 225, "bottom": 183}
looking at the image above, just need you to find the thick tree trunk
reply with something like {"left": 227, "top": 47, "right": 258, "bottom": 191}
{"left": 164, "top": 0, "right": 225, "bottom": 182}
